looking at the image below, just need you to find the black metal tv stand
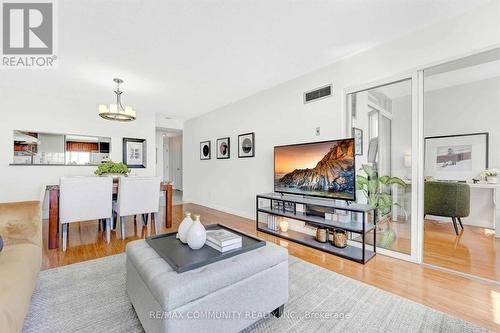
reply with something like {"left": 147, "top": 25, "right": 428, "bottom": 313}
{"left": 256, "top": 193, "right": 377, "bottom": 264}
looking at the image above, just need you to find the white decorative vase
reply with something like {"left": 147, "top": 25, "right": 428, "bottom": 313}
{"left": 177, "top": 212, "right": 193, "bottom": 244}
{"left": 487, "top": 176, "right": 498, "bottom": 184}
{"left": 187, "top": 215, "right": 206, "bottom": 250}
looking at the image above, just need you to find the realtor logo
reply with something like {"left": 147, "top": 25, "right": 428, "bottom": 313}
{"left": 1, "top": 1, "right": 57, "bottom": 68}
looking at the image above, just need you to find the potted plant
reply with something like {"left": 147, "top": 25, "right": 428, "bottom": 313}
{"left": 356, "top": 164, "right": 408, "bottom": 215}
{"left": 356, "top": 164, "right": 407, "bottom": 247}
{"left": 94, "top": 161, "right": 130, "bottom": 178}
{"left": 480, "top": 168, "right": 499, "bottom": 184}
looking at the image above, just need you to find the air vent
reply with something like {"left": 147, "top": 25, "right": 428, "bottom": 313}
{"left": 304, "top": 84, "right": 332, "bottom": 104}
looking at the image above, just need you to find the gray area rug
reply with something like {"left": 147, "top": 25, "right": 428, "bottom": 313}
{"left": 23, "top": 254, "right": 487, "bottom": 333}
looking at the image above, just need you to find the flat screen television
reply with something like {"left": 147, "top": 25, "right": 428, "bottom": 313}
{"left": 274, "top": 138, "right": 356, "bottom": 201}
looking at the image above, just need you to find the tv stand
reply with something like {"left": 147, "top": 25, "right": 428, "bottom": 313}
{"left": 256, "top": 193, "right": 377, "bottom": 264}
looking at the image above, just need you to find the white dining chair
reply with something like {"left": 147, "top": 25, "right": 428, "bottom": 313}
{"left": 114, "top": 176, "right": 162, "bottom": 239}
{"left": 59, "top": 176, "right": 113, "bottom": 251}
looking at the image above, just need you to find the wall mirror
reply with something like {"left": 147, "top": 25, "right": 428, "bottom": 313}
{"left": 12, "top": 130, "right": 111, "bottom": 166}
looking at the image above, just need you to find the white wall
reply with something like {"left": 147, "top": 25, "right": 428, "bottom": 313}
{"left": 388, "top": 76, "right": 500, "bottom": 178}
{"left": 183, "top": 1, "right": 500, "bottom": 219}
{"left": 155, "top": 130, "right": 165, "bottom": 180}
{"left": 0, "top": 89, "right": 156, "bottom": 203}
{"left": 391, "top": 95, "right": 413, "bottom": 179}
{"left": 424, "top": 76, "right": 500, "bottom": 168}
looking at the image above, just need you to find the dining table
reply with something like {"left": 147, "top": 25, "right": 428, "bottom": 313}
{"left": 45, "top": 181, "right": 173, "bottom": 249}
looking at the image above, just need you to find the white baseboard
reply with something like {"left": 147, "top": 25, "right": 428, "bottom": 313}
{"left": 183, "top": 197, "right": 254, "bottom": 221}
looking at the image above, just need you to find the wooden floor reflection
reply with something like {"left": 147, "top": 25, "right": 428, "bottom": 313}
{"left": 424, "top": 219, "right": 500, "bottom": 281}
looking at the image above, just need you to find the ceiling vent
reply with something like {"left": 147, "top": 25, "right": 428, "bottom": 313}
{"left": 304, "top": 84, "right": 332, "bottom": 104}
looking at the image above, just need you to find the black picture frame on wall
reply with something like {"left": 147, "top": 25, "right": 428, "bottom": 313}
{"left": 217, "top": 137, "right": 230, "bottom": 159}
{"left": 200, "top": 141, "right": 211, "bottom": 160}
{"left": 238, "top": 132, "right": 255, "bottom": 158}
{"left": 424, "top": 132, "right": 489, "bottom": 181}
{"left": 123, "top": 138, "right": 147, "bottom": 168}
{"left": 352, "top": 127, "right": 363, "bottom": 156}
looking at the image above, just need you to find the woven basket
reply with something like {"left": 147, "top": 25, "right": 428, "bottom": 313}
{"left": 315, "top": 228, "right": 328, "bottom": 243}
{"left": 332, "top": 228, "right": 347, "bottom": 248}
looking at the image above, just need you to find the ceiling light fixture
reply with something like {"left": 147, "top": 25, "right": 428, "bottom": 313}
{"left": 98, "top": 78, "right": 136, "bottom": 121}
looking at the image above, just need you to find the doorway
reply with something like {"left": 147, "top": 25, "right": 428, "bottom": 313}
{"left": 422, "top": 48, "right": 500, "bottom": 282}
{"left": 156, "top": 129, "right": 183, "bottom": 204}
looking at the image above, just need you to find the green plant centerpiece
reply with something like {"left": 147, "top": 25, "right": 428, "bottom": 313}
{"left": 94, "top": 161, "right": 130, "bottom": 176}
{"left": 356, "top": 164, "right": 407, "bottom": 247}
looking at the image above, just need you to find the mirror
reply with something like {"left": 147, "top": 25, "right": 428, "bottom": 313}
{"left": 12, "top": 131, "right": 111, "bottom": 165}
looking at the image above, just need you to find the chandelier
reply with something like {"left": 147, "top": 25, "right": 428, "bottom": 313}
{"left": 98, "top": 78, "right": 136, "bottom": 121}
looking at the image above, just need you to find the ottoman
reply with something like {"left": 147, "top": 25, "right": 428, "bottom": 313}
{"left": 126, "top": 239, "right": 288, "bottom": 333}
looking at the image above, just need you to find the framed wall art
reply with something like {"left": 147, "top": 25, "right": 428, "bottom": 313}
{"left": 217, "top": 137, "right": 230, "bottom": 159}
{"left": 352, "top": 127, "right": 363, "bottom": 156}
{"left": 123, "top": 138, "right": 147, "bottom": 168}
{"left": 424, "top": 132, "right": 488, "bottom": 181}
{"left": 238, "top": 132, "right": 255, "bottom": 158}
{"left": 200, "top": 140, "right": 211, "bottom": 160}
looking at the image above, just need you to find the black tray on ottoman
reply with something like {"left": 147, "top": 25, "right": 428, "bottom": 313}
{"left": 145, "top": 224, "right": 266, "bottom": 273}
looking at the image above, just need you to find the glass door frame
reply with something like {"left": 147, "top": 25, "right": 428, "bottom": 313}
{"left": 344, "top": 71, "right": 424, "bottom": 263}
{"left": 344, "top": 45, "right": 500, "bottom": 265}
{"left": 418, "top": 45, "right": 500, "bottom": 272}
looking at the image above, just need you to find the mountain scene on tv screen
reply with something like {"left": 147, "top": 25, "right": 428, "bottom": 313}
{"left": 275, "top": 140, "right": 355, "bottom": 199}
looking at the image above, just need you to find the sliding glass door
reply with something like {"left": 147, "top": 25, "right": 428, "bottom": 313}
{"left": 346, "top": 77, "right": 417, "bottom": 259}
{"left": 422, "top": 48, "right": 500, "bottom": 281}
{"left": 345, "top": 48, "right": 499, "bottom": 267}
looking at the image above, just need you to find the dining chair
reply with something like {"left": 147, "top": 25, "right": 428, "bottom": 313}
{"left": 113, "top": 176, "right": 162, "bottom": 239}
{"left": 59, "top": 176, "right": 113, "bottom": 251}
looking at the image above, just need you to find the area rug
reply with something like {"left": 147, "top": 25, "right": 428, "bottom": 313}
{"left": 23, "top": 254, "right": 487, "bottom": 333}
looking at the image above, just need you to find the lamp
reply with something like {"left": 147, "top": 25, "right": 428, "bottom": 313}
{"left": 279, "top": 220, "right": 289, "bottom": 232}
{"left": 98, "top": 78, "right": 136, "bottom": 122}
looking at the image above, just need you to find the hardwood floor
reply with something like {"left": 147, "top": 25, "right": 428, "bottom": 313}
{"left": 424, "top": 219, "right": 500, "bottom": 281}
{"left": 354, "top": 217, "right": 499, "bottom": 282}
{"left": 42, "top": 203, "right": 500, "bottom": 332}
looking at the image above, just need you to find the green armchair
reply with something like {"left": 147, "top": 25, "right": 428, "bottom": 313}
{"left": 424, "top": 181, "right": 470, "bottom": 235}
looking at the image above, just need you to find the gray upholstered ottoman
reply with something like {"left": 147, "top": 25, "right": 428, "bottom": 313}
{"left": 126, "top": 239, "right": 288, "bottom": 333}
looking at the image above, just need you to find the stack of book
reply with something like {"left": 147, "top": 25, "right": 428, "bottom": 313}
{"left": 267, "top": 215, "right": 279, "bottom": 231}
{"left": 206, "top": 229, "right": 242, "bottom": 252}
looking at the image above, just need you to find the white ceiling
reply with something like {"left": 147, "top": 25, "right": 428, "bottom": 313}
{"left": 0, "top": 0, "right": 491, "bottom": 120}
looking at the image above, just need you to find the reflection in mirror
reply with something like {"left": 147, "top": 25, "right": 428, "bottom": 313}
{"left": 12, "top": 131, "right": 111, "bottom": 165}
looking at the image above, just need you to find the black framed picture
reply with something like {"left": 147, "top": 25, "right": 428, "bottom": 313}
{"left": 200, "top": 141, "right": 211, "bottom": 160}
{"left": 217, "top": 137, "right": 230, "bottom": 159}
{"left": 123, "top": 138, "right": 147, "bottom": 168}
{"left": 424, "top": 132, "right": 489, "bottom": 181}
{"left": 238, "top": 132, "right": 255, "bottom": 158}
{"left": 352, "top": 127, "right": 363, "bottom": 156}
